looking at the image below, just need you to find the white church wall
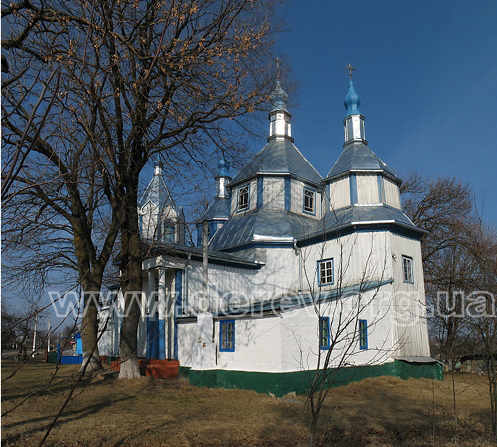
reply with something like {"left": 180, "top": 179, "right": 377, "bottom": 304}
{"left": 215, "top": 316, "right": 283, "bottom": 372}
{"left": 384, "top": 178, "right": 401, "bottom": 209}
{"left": 300, "top": 231, "right": 393, "bottom": 293}
{"left": 279, "top": 285, "right": 395, "bottom": 372}
{"left": 140, "top": 202, "right": 159, "bottom": 240}
{"left": 291, "top": 179, "right": 322, "bottom": 218}
{"left": 356, "top": 174, "right": 380, "bottom": 204}
{"left": 184, "top": 247, "right": 299, "bottom": 315}
{"left": 263, "top": 176, "right": 285, "bottom": 210}
{"left": 389, "top": 233, "right": 430, "bottom": 357}
{"left": 328, "top": 177, "right": 350, "bottom": 210}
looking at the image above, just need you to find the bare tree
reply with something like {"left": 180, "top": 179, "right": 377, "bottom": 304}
{"left": 465, "top": 223, "right": 497, "bottom": 436}
{"left": 2, "top": 0, "right": 283, "bottom": 379}
{"left": 401, "top": 174, "right": 475, "bottom": 367}
{"left": 295, "top": 221, "right": 395, "bottom": 447}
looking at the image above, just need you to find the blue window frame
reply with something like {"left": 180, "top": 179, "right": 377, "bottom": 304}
{"left": 319, "top": 317, "right": 330, "bottom": 350}
{"left": 317, "top": 258, "right": 334, "bottom": 286}
{"left": 220, "top": 320, "right": 235, "bottom": 352}
{"left": 303, "top": 187, "right": 316, "bottom": 215}
{"left": 359, "top": 319, "right": 368, "bottom": 350}
{"left": 402, "top": 255, "right": 414, "bottom": 283}
{"left": 237, "top": 184, "right": 250, "bottom": 212}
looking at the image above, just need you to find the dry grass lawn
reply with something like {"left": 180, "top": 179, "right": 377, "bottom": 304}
{"left": 1, "top": 360, "right": 496, "bottom": 446}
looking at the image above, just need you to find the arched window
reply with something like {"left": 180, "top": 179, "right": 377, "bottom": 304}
{"left": 163, "top": 219, "right": 175, "bottom": 243}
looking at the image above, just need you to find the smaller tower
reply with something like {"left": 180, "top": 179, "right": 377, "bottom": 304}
{"left": 139, "top": 162, "right": 185, "bottom": 245}
{"left": 215, "top": 155, "right": 232, "bottom": 199}
{"left": 196, "top": 154, "right": 232, "bottom": 246}
{"left": 343, "top": 64, "right": 367, "bottom": 145}
{"left": 268, "top": 80, "right": 293, "bottom": 142}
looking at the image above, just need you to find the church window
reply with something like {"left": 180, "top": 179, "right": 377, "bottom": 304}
{"left": 303, "top": 188, "right": 316, "bottom": 214}
{"left": 319, "top": 317, "right": 330, "bottom": 350}
{"left": 318, "top": 258, "right": 334, "bottom": 286}
{"left": 164, "top": 219, "right": 175, "bottom": 243}
{"left": 359, "top": 320, "right": 368, "bottom": 350}
{"left": 220, "top": 320, "right": 235, "bottom": 352}
{"left": 402, "top": 255, "right": 414, "bottom": 283}
{"left": 237, "top": 184, "right": 250, "bottom": 211}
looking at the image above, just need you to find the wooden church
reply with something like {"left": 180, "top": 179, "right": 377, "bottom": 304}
{"left": 98, "top": 75, "right": 441, "bottom": 395}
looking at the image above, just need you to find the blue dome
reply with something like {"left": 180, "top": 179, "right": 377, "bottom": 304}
{"left": 217, "top": 156, "right": 231, "bottom": 177}
{"left": 344, "top": 79, "right": 361, "bottom": 116}
{"left": 270, "top": 80, "right": 289, "bottom": 113}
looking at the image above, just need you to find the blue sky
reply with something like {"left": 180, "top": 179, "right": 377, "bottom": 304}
{"left": 271, "top": 0, "right": 497, "bottom": 225}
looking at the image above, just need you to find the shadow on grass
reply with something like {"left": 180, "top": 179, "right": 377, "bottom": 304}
{"left": 2, "top": 393, "right": 135, "bottom": 445}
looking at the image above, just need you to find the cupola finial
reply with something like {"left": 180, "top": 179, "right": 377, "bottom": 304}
{"left": 215, "top": 151, "right": 231, "bottom": 198}
{"left": 343, "top": 66, "right": 366, "bottom": 145}
{"left": 268, "top": 57, "right": 293, "bottom": 141}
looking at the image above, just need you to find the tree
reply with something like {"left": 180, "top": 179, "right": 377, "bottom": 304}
{"left": 2, "top": 0, "right": 282, "bottom": 378}
{"left": 296, "top": 222, "right": 395, "bottom": 447}
{"left": 465, "top": 222, "right": 497, "bottom": 436}
{"left": 401, "top": 174, "right": 475, "bottom": 368}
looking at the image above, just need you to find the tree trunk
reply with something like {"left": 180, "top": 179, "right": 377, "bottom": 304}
{"left": 118, "top": 178, "right": 143, "bottom": 379}
{"left": 80, "top": 288, "right": 103, "bottom": 373}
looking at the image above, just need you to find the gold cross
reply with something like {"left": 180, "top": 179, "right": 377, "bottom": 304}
{"left": 345, "top": 63, "right": 355, "bottom": 79}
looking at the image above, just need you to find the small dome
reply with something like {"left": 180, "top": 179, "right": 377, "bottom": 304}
{"left": 217, "top": 156, "right": 231, "bottom": 177}
{"left": 344, "top": 79, "right": 361, "bottom": 116}
{"left": 270, "top": 80, "right": 289, "bottom": 114}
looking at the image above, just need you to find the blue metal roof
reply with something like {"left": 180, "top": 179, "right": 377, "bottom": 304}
{"left": 199, "top": 197, "right": 231, "bottom": 222}
{"left": 302, "top": 204, "right": 422, "bottom": 242}
{"left": 209, "top": 209, "right": 316, "bottom": 251}
{"left": 205, "top": 278, "right": 394, "bottom": 317}
{"left": 326, "top": 142, "right": 400, "bottom": 182}
{"left": 230, "top": 139, "right": 322, "bottom": 187}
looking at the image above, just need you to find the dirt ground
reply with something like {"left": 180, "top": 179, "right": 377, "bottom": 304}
{"left": 1, "top": 359, "right": 496, "bottom": 447}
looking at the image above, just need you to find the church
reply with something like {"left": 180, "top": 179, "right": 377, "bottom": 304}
{"left": 98, "top": 74, "right": 441, "bottom": 396}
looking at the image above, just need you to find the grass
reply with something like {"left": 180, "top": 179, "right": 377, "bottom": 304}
{"left": 1, "top": 359, "right": 496, "bottom": 447}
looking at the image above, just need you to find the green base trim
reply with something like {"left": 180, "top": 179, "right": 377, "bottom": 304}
{"left": 178, "top": 366, "right": 191, "bottom": 379}
{"left": 187, "top": 360, "right": 443, "bottom": 397}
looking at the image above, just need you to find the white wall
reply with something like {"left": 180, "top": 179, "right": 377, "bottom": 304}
{"left": 263, "top": 177, "right": 285, "bottom": 210}
{"left": 300, "top": 231, "right": 393, "bottom": 293}
{"left": 389, "top": 233, "right": 430, "bottom": 357}
{"left": 356, "top": 174, "right": 380, "bottom": 205}
{"left": 384, "top": 178, "right": 401, "bottom": 209}
{"left": 328, "top": 176, "right": 350, "bottom": 210}
{"left": 182, "top": 283, "right": 395, "bottom": 374}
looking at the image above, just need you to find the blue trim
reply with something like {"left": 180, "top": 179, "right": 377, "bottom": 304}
{"left": 174, "top": 270, "right": 183, "bottom": 359}
{"left": 377, "top": 175, "right": 385, "bottom": 203}
{"left": 359, "top": 319, "right": 368, "bottom": 350}
{"left": 320, "top": 317, "right": 330, "bottom": 350}
{"left": 303, "top": 187, "right": 316, "bottom": 215}
{"left": 257, "top": 177, "right": 263, "bottom": 209}
{"left": 147, "top": 315, "right": 159, "bottom": 359}
{"left": 317, "top": 258, "right": 334, "bottom": 286}
{"left": 350, "top": 174, "right": 358, "bottom": 204}
{"left": 219, "top": 319, "right": 235, "bottom": 352}
{"left": 158, "top": 319, "right": 166, "bottom": 359}
{"left": 237, "top": 184, "right": 250, "bottom": 212}
{"left": 284, "top": 177, "right": 291, "bottom": 211}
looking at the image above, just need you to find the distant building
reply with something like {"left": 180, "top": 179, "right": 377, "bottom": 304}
{"left": 99, "top": 76, "right": 441, "bottom": 396}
